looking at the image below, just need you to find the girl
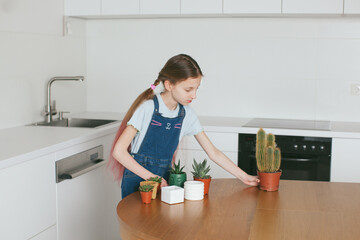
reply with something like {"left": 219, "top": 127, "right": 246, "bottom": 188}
{"left": 109, "top": 54, "right": 259, "bottom": 199}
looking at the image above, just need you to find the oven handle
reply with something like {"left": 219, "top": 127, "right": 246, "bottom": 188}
{"left": 282, "top": 157, "right": 320, "bottom": 162}
{"left": 58, "top": 159, "right": 105, "bottom": 180}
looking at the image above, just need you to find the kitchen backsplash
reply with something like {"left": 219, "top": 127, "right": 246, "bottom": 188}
{"left": 86, "top": 17, "right": 360, "bottom": 123}
{"left": 2, "top": 11, "right": 360, "bottom": 130}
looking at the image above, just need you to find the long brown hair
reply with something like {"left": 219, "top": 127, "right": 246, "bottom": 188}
{"left": 108, "top": 54, "right": 203, "bottom": 182}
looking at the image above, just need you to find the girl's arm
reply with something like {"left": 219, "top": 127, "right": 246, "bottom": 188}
{"left": 112, "top": 125, "right": 168, "bottom": 186}
{"left": 194, "top": 131, "right": 259, "bottom": 186}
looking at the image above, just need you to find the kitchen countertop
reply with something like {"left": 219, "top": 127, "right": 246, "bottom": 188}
{"left": 117, "top": 179, "right": 360, "bottom": 240}
{"left": 2, "top": 112, "right": 360, "bottom": 169}
{"left": 0, "top": 112, "right": 123, "bottom": 169}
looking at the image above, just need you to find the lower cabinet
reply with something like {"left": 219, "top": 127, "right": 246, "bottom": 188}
{"left": 176, "top": 131, "right": 238, "bottom": 180}
{"left": 56, "top": 133, "right": 121, "bottom": 240}
{"left": 331, "top": 138, "right": 360, "bottom": 183}
{"left": 176, "top": 149, "right": 238, "bottom": 180}
{"left": 0, "top": 153, "right": 56, "bottom": 240}
{"left": 0, "top": 131, "right": 121, "bottom": 240}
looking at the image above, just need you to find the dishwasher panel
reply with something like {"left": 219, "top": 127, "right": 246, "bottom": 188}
{"left": 56, "top": 145, "right": 105, "bottom": 183}
{"left": 56, "top": 145, "right": 107, "bottom": 240}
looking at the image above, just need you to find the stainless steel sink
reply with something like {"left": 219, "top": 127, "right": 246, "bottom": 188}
{"left": 30, "top": 118, "right": 119, "bottom": 128}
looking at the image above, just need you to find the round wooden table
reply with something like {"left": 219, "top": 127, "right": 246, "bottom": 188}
{"left": 117, "top": 179, "right": 360, "bottom": 240}
{"left": 116, "top": 179, "right": 259, "bottom": 240}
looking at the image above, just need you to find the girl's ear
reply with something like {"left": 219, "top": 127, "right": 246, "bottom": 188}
{"left": 163, "top": 80, "right": 173, "bottom": 91}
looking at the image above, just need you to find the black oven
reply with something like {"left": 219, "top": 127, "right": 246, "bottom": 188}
{"left": 238, "top": 134, "right": 332, "bottom": 181}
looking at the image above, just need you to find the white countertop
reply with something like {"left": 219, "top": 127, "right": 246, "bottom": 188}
{"left": 0, "top": 112, "right": 123, "bottom": 169}
{"left": 2, "top": 112, "right": 360, "bottom": 170}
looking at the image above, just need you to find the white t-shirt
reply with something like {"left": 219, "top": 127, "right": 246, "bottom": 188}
{"left": 127, "top": 93, "right": 203, "bottom": 153}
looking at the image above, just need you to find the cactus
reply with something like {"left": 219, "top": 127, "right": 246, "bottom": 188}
{"left": 267, "top": 133, "right": 275, "bottom": 148}
{"left": 256, "top": 128, "right": 281, "bottom": 173}
{"left": 265, "top": 146, "right": 274, "bottom": 172}
{"left": 256, "top": 128, "right": 267, "bottom": 172}
{"left": 273, "top": 147, "right": 281, "bottom": 172}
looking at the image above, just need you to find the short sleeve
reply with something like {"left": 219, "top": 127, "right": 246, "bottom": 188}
{"left": 127, "top": 101, "right": 154, "bottom": 133}
{"left": 182, "top": 106, "right": 203, "bottom": 136}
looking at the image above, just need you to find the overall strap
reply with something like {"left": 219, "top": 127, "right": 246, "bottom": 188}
{"left": 153, "top": 95, "right": 160, "bottom": 113}
{"left": 153, "top": 95, "right": 185, "bottom": 117}
{"left": 178, "top": 104, "right": 185, "bottom": 117}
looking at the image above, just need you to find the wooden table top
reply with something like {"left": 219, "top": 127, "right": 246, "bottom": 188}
{"left": 116, "top": 179, "right": 360, "bottom": 240}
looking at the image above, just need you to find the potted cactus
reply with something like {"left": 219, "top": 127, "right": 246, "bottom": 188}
{"left": 256, "top": 128, "right": 282, "bottom": 191}
{"left": 169, "top": 160, "right": 187, "bottom": 188}
{"left": 139, "top": 184, "right": 154, "bottom": 204}
{"left": 191, "top": 158, "right": 211, "bottom": 195}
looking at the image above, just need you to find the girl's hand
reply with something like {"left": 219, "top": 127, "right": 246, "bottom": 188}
{"left": 241, "top": 174, "right": 260, "bottom": 186}
{"left": 160, "top": 178, "right": 168, "bottom": 188}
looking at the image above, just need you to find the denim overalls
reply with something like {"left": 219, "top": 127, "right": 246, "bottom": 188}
{"left": 121, "top": 95, "right": 185, "bottom": 198}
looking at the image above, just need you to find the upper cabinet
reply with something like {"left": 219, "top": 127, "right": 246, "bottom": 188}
{"left": 224, "top": 0, "right": 282, "bottom": 14}
{"left": 282, "top": 0, "right": 344, "bottom": 14}
{"left": 64, "top": 0, "right": 101, "bottom": 16}
{"left": 102, "top": 0, "right": 140, "bottom": 15}
{"left": 0, "top": 0, "right": 63, "bottom": 35}
{"left": 181, "top": 0, "right": 222, "bottom": 14}
{"left": 344, "top": 0, "right": 360, "bottom": 14}
{"left": 140, "top": 0, "right": 180, "bottom": 15}
{"left": 64, "top": 0, "right": 357, "bottom": 17}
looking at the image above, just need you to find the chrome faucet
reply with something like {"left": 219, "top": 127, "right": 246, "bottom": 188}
{"left": 43, "top": 76, "right": 85, "bottom": 122}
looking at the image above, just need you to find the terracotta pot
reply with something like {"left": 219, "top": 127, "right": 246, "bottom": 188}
{"left": 194, "top": 177, "right": 212, "bottom": 195}
{"left": 257, "top": 171, "right": 282, "bottom": 192}
{"left": 140, "top": 191, "right": 152, "bottom": 204}
{"left": 169, "top": 173, "right": 187, "bottom": 188}
{"left": 140, "top": 181, "right": 158, "bottom": 199}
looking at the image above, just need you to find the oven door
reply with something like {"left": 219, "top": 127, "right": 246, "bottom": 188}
{"left": 280, "top": 155, "right": 330, "bottom": 181}
{"left": 245, "top": 154, "right": 330, "bottom": 181}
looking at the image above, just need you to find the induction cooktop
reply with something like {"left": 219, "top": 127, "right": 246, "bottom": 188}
{"left": 243, "top": 118, "right": 331, "bottom": 131}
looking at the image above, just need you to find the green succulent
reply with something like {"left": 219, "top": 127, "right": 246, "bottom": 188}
{"left": 170, "top": 160, "right": 185, "bottom": 174}
{"left": 191, "top": 158, "right": 211, "bottom": 179}
{"left": 139, "top": 184, "right": 154, "bottom": 192}
{"left": 148, "top": 176, "right": 162, "bottom": 183}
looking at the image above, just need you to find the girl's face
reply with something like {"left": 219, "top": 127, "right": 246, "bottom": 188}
{"left": 166, "top": 76, "right": 202, "bottom": 106}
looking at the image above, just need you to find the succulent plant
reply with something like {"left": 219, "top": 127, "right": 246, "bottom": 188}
{"left": 256, "top": 128, "right": 281, "bottom": 173}
{"left": 139, "top": 184, "right": 154, "bottom": 192}
{"left": 148, "top": 176, "right": 162, "bottom": 183}
{"left": 170, "top": 160, "right": 185, "bottom": 174}
{"left": 191, "top": 158, "right": 211, "bottom": 179}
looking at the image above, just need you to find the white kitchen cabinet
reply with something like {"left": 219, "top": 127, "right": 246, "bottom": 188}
{"left": 181, "top": 0, "right": 222, "bottom": 14}
{"left": 102, "top": 0, "right": 140, "bottom": 15}
{"left": 56, "top": 133, "right": 120, "bottom": 240}
{"left": 282, "top": 0, "right": 343, "bottom": 14}
{"left": 0, "top": 0, "right": 63, "bottom": 35}
{"left": 0, "top": 153, "right": 56, "bottom": 240}
{"left": 344, "top": 0, "right": 360, "bottom": 14}
{"left": 178, "top": 132, "right": 238, "bottom": 152}
{"left": 140, "top": 0, "right": 180, "bottom": 14}
{"left": 223, "top": 0, "right": 281, "bottom": 14}
{"left": 331, "top": 138, "right": 360, "bottom": 183}
{"left": 64, "top": 0, "right": 101, "bottom": 16}
{"left": 176, "top": 149, "right": 238, "bottom": 179}
{"left": 176, "top": 132, "right": 238, "bottom": 179}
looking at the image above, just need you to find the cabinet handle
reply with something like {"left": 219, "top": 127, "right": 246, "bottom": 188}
{"left": 59, "top": 159, "right": 105, "bottom": 180}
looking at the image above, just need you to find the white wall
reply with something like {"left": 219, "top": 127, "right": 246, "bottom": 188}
{"left": 86, "top": 17, "right": 360, "bottom": 122}
{"left": 0, "top": 0, "right": 87, "bottom": 130}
